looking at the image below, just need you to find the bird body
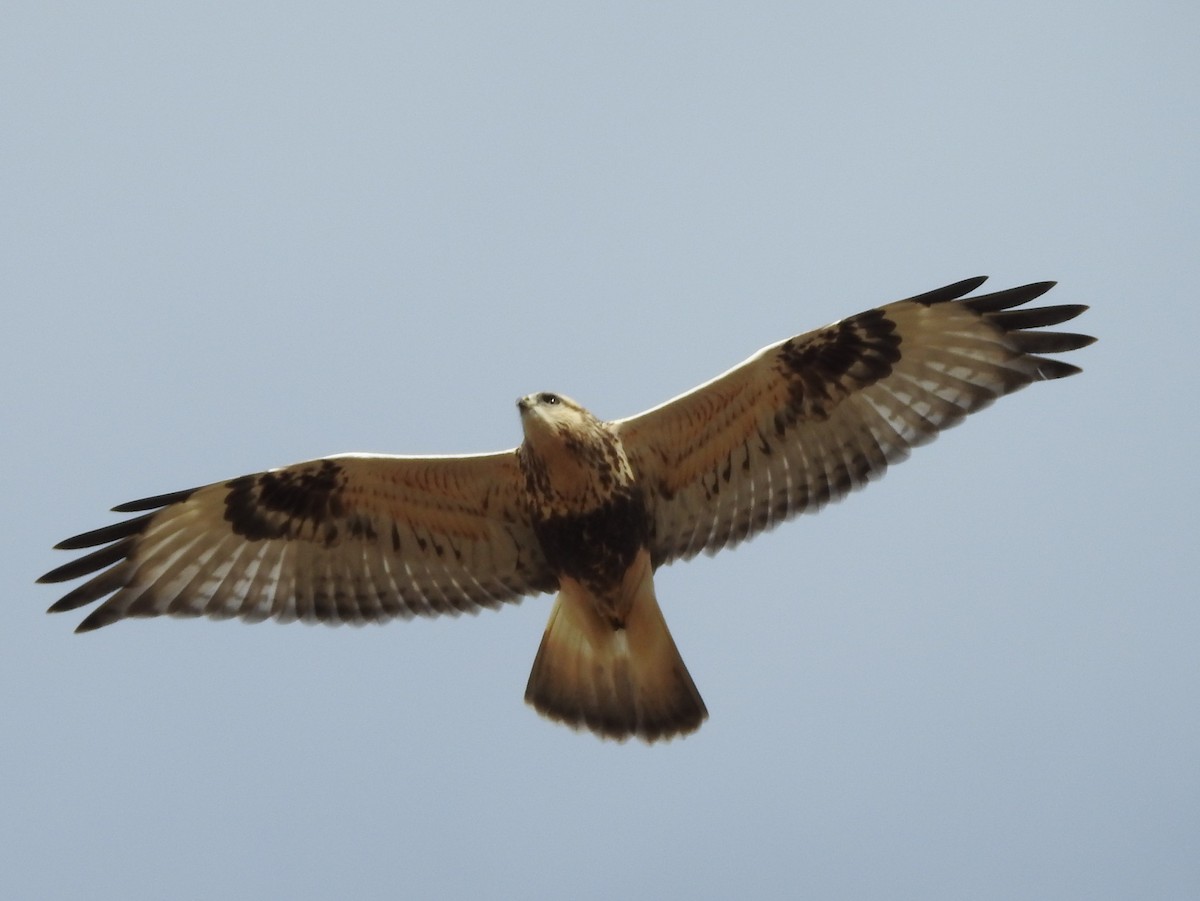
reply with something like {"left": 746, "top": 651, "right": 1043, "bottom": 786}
{"left": 40, "top": 277, "right": 1094, "bottom": 741}
{"left": 517, "top": 392, "right": 707, "bottom": 738}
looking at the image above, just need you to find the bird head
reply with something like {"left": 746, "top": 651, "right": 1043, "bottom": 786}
{"left": 516, "top": 392, "right": 605, "bottom": 453}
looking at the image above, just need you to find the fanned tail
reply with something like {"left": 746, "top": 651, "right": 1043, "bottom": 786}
{"left": 524, "top": 550, "right": 707, "bottom": 742}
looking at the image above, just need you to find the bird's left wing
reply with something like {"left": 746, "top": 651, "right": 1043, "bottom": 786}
{"left": 39, "top": 451, "right": 556, "bottom": 632}
{"left": 614, "top": 277, "right": 1094, "bottom": 567}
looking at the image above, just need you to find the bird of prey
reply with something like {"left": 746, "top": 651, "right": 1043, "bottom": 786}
{"left": 39, "top": 277, "right": 1094, "bottom": 742}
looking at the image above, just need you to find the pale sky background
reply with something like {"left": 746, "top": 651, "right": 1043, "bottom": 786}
{"left": 2, "top": 3, "right": 1197, "bottom": 899}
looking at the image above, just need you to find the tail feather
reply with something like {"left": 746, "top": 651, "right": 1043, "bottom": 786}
{"left": 524, "top": 552, "right": 707, "bottom": 742}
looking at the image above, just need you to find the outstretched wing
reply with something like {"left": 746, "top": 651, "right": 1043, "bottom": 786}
{"left": 615, "top": 277, "right": 1095, "bottom": 566}
{"left": 39, "top": 452, "right": 556, "bottom": 632}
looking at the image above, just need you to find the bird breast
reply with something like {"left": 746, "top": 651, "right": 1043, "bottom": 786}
{"left": 518, "top": 418, "right": 650, "bottom": 593}
{"left": 519, "top": 417, "right": 636, "bottom": 514}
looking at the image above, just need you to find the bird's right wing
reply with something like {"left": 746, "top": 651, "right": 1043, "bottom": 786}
{"left": 40, "top": 451, "right": 557, "bottom": 632}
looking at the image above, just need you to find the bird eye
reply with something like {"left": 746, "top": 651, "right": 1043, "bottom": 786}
{"left": 539, "top": 393, "right": 560, "bottom": 405}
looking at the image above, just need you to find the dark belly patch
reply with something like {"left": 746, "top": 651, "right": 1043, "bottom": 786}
{"left": 533, "top": 489, "right": 649, "bottom": 593}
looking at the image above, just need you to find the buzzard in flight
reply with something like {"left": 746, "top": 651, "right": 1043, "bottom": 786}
{"left": 40, "top": 277, "right": 1094, "bottom": 742}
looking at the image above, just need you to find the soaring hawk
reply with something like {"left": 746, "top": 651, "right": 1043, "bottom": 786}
{"left": 39, "top": 277, "right": 1094, "bottom": 742}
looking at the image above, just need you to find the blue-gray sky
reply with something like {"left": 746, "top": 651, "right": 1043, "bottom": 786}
{"left": 3, "top": 3, "right": 1196, "bottom": 899}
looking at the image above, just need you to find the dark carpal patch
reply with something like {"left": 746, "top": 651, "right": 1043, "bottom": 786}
{"left": 533, "top": 489, "right": 650, "bottom": 596}
{"left": 777, "top": 309, "right": 902, "bottom": 419}
{"left": 224, "top": 459, "right": 348, "bottom": 542}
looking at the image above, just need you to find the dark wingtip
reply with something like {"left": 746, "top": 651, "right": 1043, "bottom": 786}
{"left": 1010, "top": 331, "right": 1097, "bottom": 354}
{"left": 38, "top": 539, "right": 134, "bottom": 584}
{"left": 111, "top": 487, "right": 199, "bottom": 513}
{"left": 958, "top": 275, "right": 989, "bottom": 293}
{"left": 1031, "top": 359, "right": 1084, "bottom": 380}
{"left": 960, "top": 280, "right": 1059, "bottom": 313}
{"left": 907, "top": 276, "right": 989, "bottom": 306}
{"left": 990, "top": 303, "right": 1090, "bottom": 331}
{"left": 54, "top": 512, "right": 157, "bottom": 550}
{"left": 74, "top": 607, "right": 118, "bottom": 633}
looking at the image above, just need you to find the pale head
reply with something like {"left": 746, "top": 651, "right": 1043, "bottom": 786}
{"left": 516, "top": 391, "right": 610, "bottom": 458}
{"left": 515, "top": 392, "right": 630, "bottom": 507}
{"left": 516, "top": 392, "right": 596, "bottom": 438}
